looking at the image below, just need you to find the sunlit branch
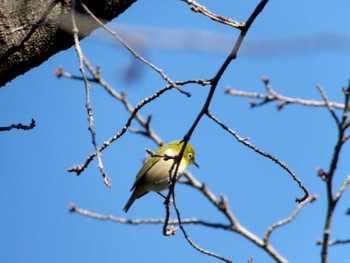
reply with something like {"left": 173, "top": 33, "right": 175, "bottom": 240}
{"left": 79, "top": 2, "right": 190, "bottom": 97}
{"left": 71, "top": 0, "right": 111, "bottom": 187}
{"left": 225, "top": 78, "right": 345, "bottom": 110}
{"left": 69, "top": 203, "right": 230, "bottom": 229}
{"left": 182, "top": 0, "right": 244, "bottom": 29}
{"left": 316, "top": 84, "right": 340, "bottom": 125}
{"left": 317, "top": 238, "right": 350, "bottom": 246}
{"left": 66, "top": 77, "right": 209, "bottom": 175}
{"left": 181, "top": 171, "right": 288, "bottom": 263}
{"left": 334, "top": 174, "right": 350, "bottom": 202}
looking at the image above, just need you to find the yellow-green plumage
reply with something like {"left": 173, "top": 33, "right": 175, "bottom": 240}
{"left": 123, "top": 140, "right": 198, "bottom": 212}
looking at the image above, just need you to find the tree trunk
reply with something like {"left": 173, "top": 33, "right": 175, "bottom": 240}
{"left": 0, "top": 0, "right": 136, "bottom": 87}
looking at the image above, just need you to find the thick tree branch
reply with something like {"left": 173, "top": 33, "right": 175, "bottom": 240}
{"left": 0, "top": 0, "right": 136, "bottom": 87}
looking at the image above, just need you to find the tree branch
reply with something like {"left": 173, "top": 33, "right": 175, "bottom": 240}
{"left": 0, "top": 118, "right": 36, "bottom": 131}
{"left": 225, "top": 78, "right": 345, "bottom": 110}
{"left": 182, "top": 0, "right": 244, "bottom": 29}
{"left": 0, "top": 0, "right": 136, "bottom": 87}
{"left": 321, "top": 83, "right": 350, "bottom": 263}
{"left": 263, "top": 195, "right": 317, "bottom": 244}
{"left": 71, "top": 0, "right": 110, "bottom": 187}
{"left": 162, "top": 0, "right": 270, "bottom": 239}
{"left": 206, "top": 110, "right": 309, "bottom": 203}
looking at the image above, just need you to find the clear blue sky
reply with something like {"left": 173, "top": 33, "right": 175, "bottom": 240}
{"left": 1, "top": 1, "right": 350, "bottom": 262}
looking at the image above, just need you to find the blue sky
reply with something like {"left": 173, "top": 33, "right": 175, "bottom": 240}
{"left": 1, "top": 0, "right": 350, "bottom": 262}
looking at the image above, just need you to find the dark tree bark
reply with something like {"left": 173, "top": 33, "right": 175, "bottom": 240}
{"left": 0, "top": 0, "right": 136, "bottom": 87}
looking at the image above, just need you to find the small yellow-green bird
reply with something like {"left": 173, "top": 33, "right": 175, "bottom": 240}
{"left": 123, "top": 140, "right": 198, "bottom": 212}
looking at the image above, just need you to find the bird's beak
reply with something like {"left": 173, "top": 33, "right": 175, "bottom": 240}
{"left": 193, "top": 160, "right": 199, "bottom": 168}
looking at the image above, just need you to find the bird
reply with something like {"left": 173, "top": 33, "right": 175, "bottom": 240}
{"left": 123, "top": 140, "right": 198, "bottom": 212}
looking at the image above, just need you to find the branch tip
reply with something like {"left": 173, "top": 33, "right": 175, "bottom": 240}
{"left": 69, "top": 203, "right": 76, "bottom": 212}
{"left": 316, "top": 167, "right": 328, "bottom": 181}
{"left": 262, "top": 77, "right": 269, "bottom": 85}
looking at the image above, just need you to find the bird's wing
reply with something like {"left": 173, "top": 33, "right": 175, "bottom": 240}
{"left": 130, "top": 145, "right": 177, "bottom": 191}
{"left": 130, "top": 156, "right": 160, "bottom": 191}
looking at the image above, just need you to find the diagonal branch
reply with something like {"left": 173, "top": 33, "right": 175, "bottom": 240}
{"left": 181, "top": 171, "right": 288, "bottom": 263}
{"left": 263, "top": 195, "right": 317, "bottom": 244}
{"left": 206, "top": 110, "right": 309, "bottom": 203}
{"left": 80, "top": 2, "right": 190, "bottom": 97}
{"left": 182, "top": 0, "right": 244, "bottom": 29}
{"left": 66, "top": 77, "right": 208, "bottom": 175}
{"left": 334, "top": 174, "right": 350, "bottom": 202}
{"left": 316, "top": 84, "right": 340, "bottom": 125}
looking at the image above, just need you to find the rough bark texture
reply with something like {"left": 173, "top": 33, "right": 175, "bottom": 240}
{"left": 0, "top": 0, "right": 137, "bottom": 87}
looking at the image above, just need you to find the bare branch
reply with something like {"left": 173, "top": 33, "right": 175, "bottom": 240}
{"left": 181, "top": 172, "right": 288, "bottom": 263}
{"left": 57, "top": 64, "right": 209, "bottom": 148}
{"left": 225, "top": 79, "right": 345, "bottom": 110}
{"left": 182, "top": 0, "right": 244, "bottom": 29}
{"left": 71, "top": 0, "right": 111, "bottom": 187}
{"left": 66, "top": 77, "right": 209, "bottom": 175}
{"left": 317, "top": 238, "right": 350, "bottom": 246}
{"left": 69, "top": 203, "right": 230, "bottom": 228}
{"left": 162, "top": 0, "right": 270, "bottom": 234}
{"left": 206, "top": 110, "right": 309, "bottom": 203}
{"left": 321, "top": 82, "right": 350, "bottom": 263}
{"left": 316, "top": 84, "right": 340, "bottom": 125}
{"left": 145, "top": 148, "right": 176, "bottom": 161}
{"left": 80, "top": 2, "right": 190, "bottom": 97}
{"left": 334, "top": 174, "right": 350, "bottom": 202}
{"left": 0, "top": 118, "right": 36, "bottom": 131}
{"left": 343, "top": 133, "right": 350, "bottom": 143}
{"left": 172, "top": 192, "right": 233, "bottom": 263}
{"left": 263, "top": 195, "right": 317, "bottom": 244}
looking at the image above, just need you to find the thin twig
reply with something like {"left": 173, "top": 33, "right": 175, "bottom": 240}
{"left": 334, "top": 174, "right": 350, "bottom": 202}
{"left": 172, "top": 194, "right": 233, "bottom": 263}
{"left": 263, "top": 195, "right": 317, "bottom": 244}
{"left": 317, "top": 238, "right": 350, "bottom": 246}
{"left": 0, "top": 118, "right": 36, "bottom": 131}
{"left": 182, "top": 0, "right": 243, "bottom": 29}
{"left": 206, "top": 110, "right": 309, "bottom": 203}
{"left": 79, "top": 2, "right": 190, "bottom": 97}
{"left": 67, "top": 82, "right": 184, "bottom": 175}
{"left": 181, "top": 171, "right": 288, "bottom": 263}
{"left": 82, "top": 59, "right": 165, "bottom": 146}
{"left": 69, "top": 203, "right": 230, "bottom": 228}
{"left": 70, "top": 0, "right": 111, "bottom": 187}
{"left": 225, "top": 82, "right": 345, "bottom": 110}
{"left": 58, "top": 64, "right": 210, "bottom": 148}
{"left": 316, "top": 84, "right": 340, "bottom": 125}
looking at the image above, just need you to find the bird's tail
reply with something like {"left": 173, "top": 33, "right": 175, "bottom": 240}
{"left": 122, "top": 196, "right": 136, "bottom": 213}
{"left": 123, "top": 187, "right": 149, "bottom": 213}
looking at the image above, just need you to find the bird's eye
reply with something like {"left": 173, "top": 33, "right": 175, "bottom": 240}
{"left": 187, "top": 152, "right": 193, "bottom": 160}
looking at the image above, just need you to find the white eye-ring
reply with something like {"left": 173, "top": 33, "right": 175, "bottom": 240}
{"left": 187, "top": 152, "right": 193, "bottom": 160}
